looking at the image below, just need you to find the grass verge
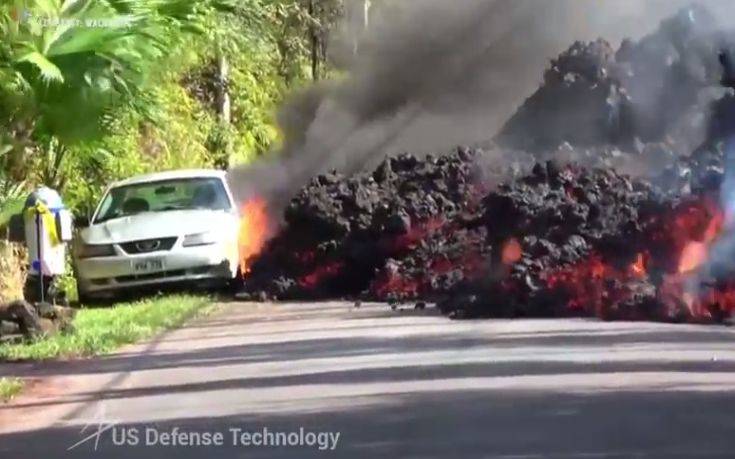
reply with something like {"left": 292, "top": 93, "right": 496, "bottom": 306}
{"left": 0, "top": 377, "right": 23, "bottom": 403}
{"left": 0, "top": 294, "right": 211, "bottom": 362}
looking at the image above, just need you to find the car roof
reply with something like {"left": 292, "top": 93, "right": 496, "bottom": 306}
{"left": 111, "top": 169, "right": 227, "bottom": 188}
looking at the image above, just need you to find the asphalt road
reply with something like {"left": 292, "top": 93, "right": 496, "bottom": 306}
{"left": 1, "top": 301, "right": 735, "bottom": 458}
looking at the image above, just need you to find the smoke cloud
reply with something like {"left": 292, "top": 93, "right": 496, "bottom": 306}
{"left": 229, "top": 0, "right": 735, "bottom": 214}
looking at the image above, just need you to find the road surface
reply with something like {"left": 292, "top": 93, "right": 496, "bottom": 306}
{"left": 1, "top": 301, "right": 735, "bottom": 458}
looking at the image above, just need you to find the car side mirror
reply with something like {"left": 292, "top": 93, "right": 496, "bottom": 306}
{"left": 74, "top": 214, "right": 91, "bottom": 228}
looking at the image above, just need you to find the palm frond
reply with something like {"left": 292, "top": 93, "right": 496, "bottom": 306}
{"left": 17, "top": 51, "right": 65, "bottom": 83}
{"left": 1, "top": 0, "right": 231, "bottom": 142}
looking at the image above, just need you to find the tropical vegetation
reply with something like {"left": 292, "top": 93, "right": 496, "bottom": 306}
{"left": 0, "top": 0, "right": 353, "bottom": 218}
{"left": 0, "top": 0, "right": 365, "bottom": 303}
{"left": 0, "top": 377, "right": 23, "bottom": 402}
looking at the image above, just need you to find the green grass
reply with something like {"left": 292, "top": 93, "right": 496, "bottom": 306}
{"left": 0, "top": 294, "right": 211, "bottom": 361}
{"left": 0, "top": 377, "right": 24, "bottom": 402}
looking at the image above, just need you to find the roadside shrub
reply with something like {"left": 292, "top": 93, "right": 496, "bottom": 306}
{"left": 53, "top": 254, "right": 79, "bottom": 304}
{"left": 0, "top": 241, "right": 26, "bottom": 304}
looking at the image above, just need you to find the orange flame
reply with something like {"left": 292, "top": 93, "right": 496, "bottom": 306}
{"left": 238, "top": 198, "right": 269, "bottom": 274}
{"left": 629, "top": 253, "right": 646, "bottom": 278}
{"left": 674, "top": 200, "right": 724, "bottom": 275}
{"left": 501, "top": 238, "right": 523, "bottom": 265}
{"left": 678, "top": 242, "right": 709, "bottom": 274}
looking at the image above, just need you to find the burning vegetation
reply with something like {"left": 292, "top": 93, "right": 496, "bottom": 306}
{"left": 236, "top": 6, "right": 735, "bottom": 324}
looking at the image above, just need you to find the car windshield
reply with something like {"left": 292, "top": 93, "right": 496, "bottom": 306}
{"left": 94, "top": 177, "right": 231, "bottom": 223}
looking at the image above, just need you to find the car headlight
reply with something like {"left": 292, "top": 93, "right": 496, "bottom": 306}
{"left": 77, "top": 244, "right": 116, "bottom": 259}
{"left": 183, "top": 232, "right": 218, "bottom": 247}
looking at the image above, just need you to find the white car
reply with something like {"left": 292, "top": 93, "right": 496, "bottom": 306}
{"left": 74, "top": 170, "right": 241, "bottom": 302}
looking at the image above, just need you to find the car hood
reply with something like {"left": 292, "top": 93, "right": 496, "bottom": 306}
{"left": 80, "top": 210, "right": 239, "bottom": 244}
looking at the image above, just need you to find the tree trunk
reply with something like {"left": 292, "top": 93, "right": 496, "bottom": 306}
{"left": 352, "top": 0, "right": 371, "bottom": 56}
{"left": 308, "top": 0, "right": 320, "bottom": 81}
{"left": 363, "top": 0, "right": 371, "bottom": 30}
{"left": 215, "top": 53, "right": 232, "bottom": 169}
{"left": 216, "top": 54, "right": 232, "bottom": 124}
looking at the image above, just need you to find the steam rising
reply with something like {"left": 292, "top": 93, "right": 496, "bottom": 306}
{"left": 229, "top": 0, "right": 735, "bottom": 213}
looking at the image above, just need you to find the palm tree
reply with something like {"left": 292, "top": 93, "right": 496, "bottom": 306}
{"left": 1, "top": 0, "right": 179, "bottom": 141}
{"left": 0, "top": 0, "right": 225, "bottom": 191}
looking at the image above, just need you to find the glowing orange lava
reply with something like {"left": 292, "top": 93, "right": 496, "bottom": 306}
{"left": 238, "top": 198, "right": 270, "bottom": 274}
{"left": 501, "top": 238, "right": 523, "bottom": 265}
{"left": 678, "top": 242, "right": 709, "bottom": 274}
{"left": 676, "top": 204, "right": 725, "bottom": 274}
{"left": 629, "top": 253, "right": 647, "bottom": 278}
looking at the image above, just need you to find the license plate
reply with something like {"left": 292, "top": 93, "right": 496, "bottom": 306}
{"left": 133, "top": 258, "right": 164, "bottom": 273}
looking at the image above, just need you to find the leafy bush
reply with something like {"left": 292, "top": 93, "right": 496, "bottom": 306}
{"left": 0, "top": 377, "right": 23, "bottom": 402}
{"left": 0, "top": 241, "right": 26, "bottom": 304}
{"left": 0, "top": 0, "right": 342, "bottom": 213}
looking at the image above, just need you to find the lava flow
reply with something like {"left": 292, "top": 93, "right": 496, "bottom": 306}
{"left": 540, "top": 194, "right": 734, "bottom": 322}
{"left": 657, "top": 197, "right": 734, "bottom": 321}
{"left": 236, "top": 5, "right": 735, "bottom": 325}
{"left": 238, "top": 152, "right": 735, "bottom": 325}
